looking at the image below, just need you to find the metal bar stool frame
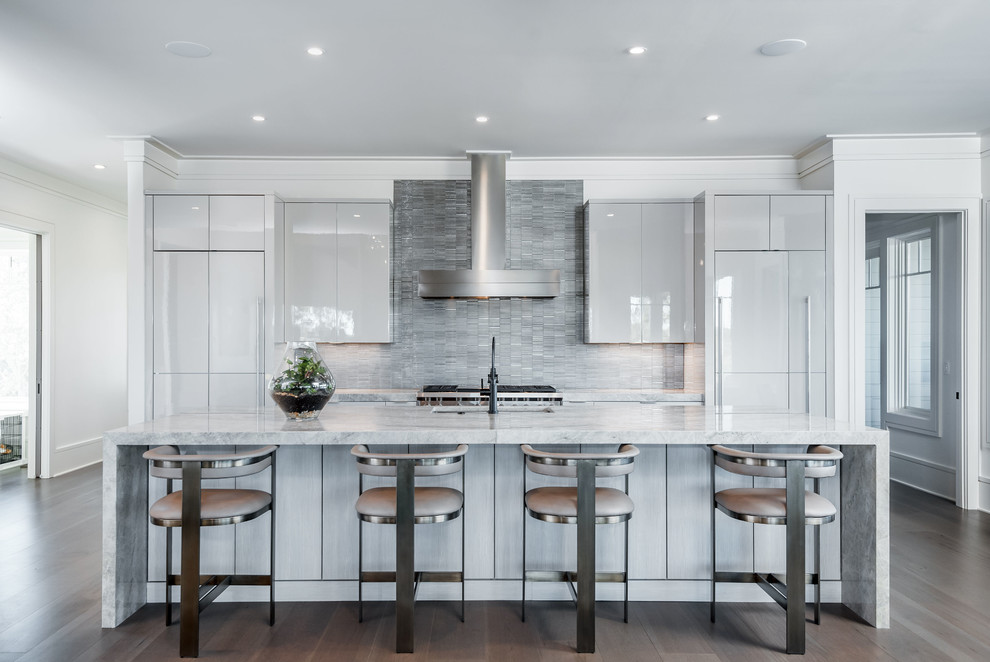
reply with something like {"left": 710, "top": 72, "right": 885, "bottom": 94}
{"left": 145, "top": 444, "right": 278, "bottom": 658}
{"left": 520, "top": 443, "right": 639, "bottom": 654}
{"left": 352, "top": 444, "right": 468, "bottom": 654}
{"left": 709, "top": 444, "right": 842, "bottom": 655}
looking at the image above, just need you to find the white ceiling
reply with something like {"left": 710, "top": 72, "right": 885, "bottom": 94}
{"left": 2, "top": 0, "right": 989, "bottom": 202}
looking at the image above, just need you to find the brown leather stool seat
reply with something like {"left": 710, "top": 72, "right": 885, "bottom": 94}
{"left": 715, "top": 487, "right": 837, "bottom": 523}
{"left": 150, "top": 489, "right": 272, "bottom": 527}
{"left": 356, "top": 486, "right": 463, "bottom": 523}
{"left": 525, "top": 486, "right": 634, "bottom": 522}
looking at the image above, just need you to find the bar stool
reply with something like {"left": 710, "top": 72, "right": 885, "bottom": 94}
{"left": 520, "top": 444, "right": 639, "bottom": 654}
{"left": 709, "top": 444, "right": 842, "bottom": 655}
{"left": 144, "top": 444, "right": 278, "bottom": 658}
{"left": 351, "top": 444, "right": 468, "bottom": 653}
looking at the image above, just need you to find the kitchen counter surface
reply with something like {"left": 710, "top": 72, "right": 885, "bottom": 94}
{"left": 103, "top": 404, "right": 888, "bottom": 634}
{"left": 105, "top": 403, "right": 878, "bottom": 447}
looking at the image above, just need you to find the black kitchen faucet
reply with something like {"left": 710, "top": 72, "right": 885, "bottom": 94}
{"left": 488, "top": 336, "right": 498, "bottom": 414}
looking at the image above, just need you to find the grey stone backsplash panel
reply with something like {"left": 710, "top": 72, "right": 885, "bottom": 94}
{"left": 317, "top": 180, "right": 690, "bottom": 390}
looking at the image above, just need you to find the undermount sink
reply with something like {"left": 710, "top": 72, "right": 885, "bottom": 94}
{"left": 431, "top": 406, "right": 556, "bottom": 414}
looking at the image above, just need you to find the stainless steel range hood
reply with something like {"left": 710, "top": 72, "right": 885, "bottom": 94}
{"left": 417, "top": 151, "right": 561, "bottom": 298}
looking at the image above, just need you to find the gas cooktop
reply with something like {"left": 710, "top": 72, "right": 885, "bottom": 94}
{"left": 417, "top": 384, "right": 562, "bottom": 405}
{"left": 421, "top": 385, "right": 557, "bottom": 393}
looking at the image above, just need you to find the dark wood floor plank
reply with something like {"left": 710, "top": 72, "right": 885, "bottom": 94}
{"left": 484, "top": 601, "right": 544, "bottom": 662}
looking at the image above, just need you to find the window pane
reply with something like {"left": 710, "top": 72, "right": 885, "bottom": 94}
{"left": 919, "top": 237, "right": 931, "bottom": 272}
{"left": 906, "top": 271, "right": 931, "bottom": 410}
{"left": 907, "top": 239, "right": 919, "bottom": 273}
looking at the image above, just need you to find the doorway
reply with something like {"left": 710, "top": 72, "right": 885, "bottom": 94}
{"left": 865, "top": 212, "right": 962, "bottom": 500}
{"left": 0, "top": 226, "right": 38, "bottom": 475}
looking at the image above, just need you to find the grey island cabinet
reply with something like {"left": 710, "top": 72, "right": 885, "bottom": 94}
{"left": 102, "top": 404, "right": 888, "bottom": 632}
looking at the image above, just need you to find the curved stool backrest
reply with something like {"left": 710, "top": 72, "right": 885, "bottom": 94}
{"left": 350, "top": 444, "right": 468, "bottom": 476}
{"left": 711, "top": 444, "right": 841, "bottom": 479}
{"left": 520, "top": 443, "right": 639, "bottom": 478}
{"left": 144, "top": 444, "right": 277, "bottom": 479}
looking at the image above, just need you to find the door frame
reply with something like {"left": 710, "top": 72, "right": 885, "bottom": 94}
{"left": 0, "top": 212, "right": 53, "bottom": 479}
{"left": 849, "top": 196, "right": 981, "bottom": 509}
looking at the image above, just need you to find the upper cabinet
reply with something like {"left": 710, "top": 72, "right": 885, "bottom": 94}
{"left": 712, "top": 194, "right": 825, "bottom": 251}
{"left": 586, "top": 201, "right": 695, "bottom": 343}
{"left": 283, "top": 201, "right": 391, "bottom": 343}
{"left": 153, "top": 195, "right": 265, "bottom": 251}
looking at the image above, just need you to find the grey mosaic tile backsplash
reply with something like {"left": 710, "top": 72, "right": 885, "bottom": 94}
{"left": 319, "top": 180, "right": 690, "bottom": 390}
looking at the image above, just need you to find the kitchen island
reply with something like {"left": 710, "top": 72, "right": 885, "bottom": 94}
{"left": 102, "top": 403, "right": 888, "bottom": 631}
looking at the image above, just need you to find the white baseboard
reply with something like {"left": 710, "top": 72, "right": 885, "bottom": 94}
{"left": 978, "top": 477, "right": 990, "bottom": 513}
{"left": 889, "top": 450, "right": 955, "bottom": 500}
{"left": 52, "top": 436, "right": 102, "bottom": 476}
{"left": 147, "top": 579, "right": 842, "bottom": 604}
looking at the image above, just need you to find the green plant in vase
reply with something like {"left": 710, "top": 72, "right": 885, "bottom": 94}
{"left": 268, "top": 343, "right": 335, "bottom": 419}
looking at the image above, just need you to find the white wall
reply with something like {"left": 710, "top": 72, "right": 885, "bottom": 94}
{"left": 0, "top": 156, "right": 128, "bottom": 476}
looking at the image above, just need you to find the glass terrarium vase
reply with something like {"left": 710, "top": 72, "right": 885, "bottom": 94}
{"left": 268, "top": 342, "right": 335, "bottom": 419}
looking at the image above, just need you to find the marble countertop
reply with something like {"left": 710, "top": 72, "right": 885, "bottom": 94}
{"left": 104, "top": 403, "right": 886, "bottom": 448}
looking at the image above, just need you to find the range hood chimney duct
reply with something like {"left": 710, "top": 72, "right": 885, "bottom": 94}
{"left": 417, "top": 151, "right": 561, "bottom": 298}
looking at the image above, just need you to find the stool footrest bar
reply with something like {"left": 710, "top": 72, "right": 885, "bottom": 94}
{"left": 525, "top": 570, "right": 626, "bottom": 583}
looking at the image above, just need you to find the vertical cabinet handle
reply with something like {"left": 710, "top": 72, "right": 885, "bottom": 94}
{"left": 716, "top": 296, "right": 724, "bottom": 409}
{"left": 257, "top": 297, "right": 264, "bottom": 408}
{"left": 806, "top": 295, "right": 812, "bottom": 415}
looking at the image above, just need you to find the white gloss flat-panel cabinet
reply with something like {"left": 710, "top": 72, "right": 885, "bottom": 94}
{"left": 713, "top": 194, "right": 825, "bottom": 252}
{"left": 284, "top": 201, "right": 391, "bottom": 343}
{"left": 586, "top": 201, "right": 695, "bottom": 343}
{"left": 152, "top": 252, "right": 265, "bottom": 415}
{"left": 152, "top": 195, "right": 265, "bottom": 251}
{"left": 704, "top": 192, "right": 830, "bottom": 413}
{"left": 209, "top": 252, "right": 264, "bottom": 374}
{"left": 153, "top": 252, "right": 209, "bottom": 373}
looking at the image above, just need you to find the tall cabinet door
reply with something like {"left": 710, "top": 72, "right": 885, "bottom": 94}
{"left": 642, "top": 203, "right": 694, "bottom": 342}
{"left": 587, "top": 204, "right": 642, "bottom": 342}
{"left": 284, "top": 203, "right": 338, "bottom": 342}
{"left": 153, "top": 251, "right": 209, "bottom": 373}
{"left": 336, "top": 203, "right": 390, "bottom": 342}
{"left": 209, "top": 252, "right": 264, "bottom": 374}
{"left": 715, "top": 251, "right": 789, "bottom": 410}
{"left": 715, "top": 251, "right": 788, "bottom": 374}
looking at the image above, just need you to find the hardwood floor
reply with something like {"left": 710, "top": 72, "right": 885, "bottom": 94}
{"left": 2, "top": 464, "right": 989, "bottom": 661}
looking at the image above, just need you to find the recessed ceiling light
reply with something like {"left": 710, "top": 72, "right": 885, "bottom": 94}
{"left": 705, "top": 114, "right": 720, "bottom": 121}
{"left": 93, "top": 164, "right": 106, "bottom": 170}
{"left": 252, "top": 115, "right": 266, "bottom": 122}
{"left": 607, "top": 213, "right": 615, "bottom": 217}
{"left": 307, "top": 47, "right": 324, "bottom": 56}
{"left": 626, "top": 46, "right": 647, "bottom": 55}
{"left": 191, "top": 206, "right": 200, "bottom": 210}
{"left": 476, "top": 116, "right": 489, "bottom": 123}
{"left": 164, "top": 41, "right": 212, "bottom": 58}
{"left": 759, "top": 39, "right": 807, "bottom": 56}
{"left": 353, "top": 214, "right": 361, "bottom": 218}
